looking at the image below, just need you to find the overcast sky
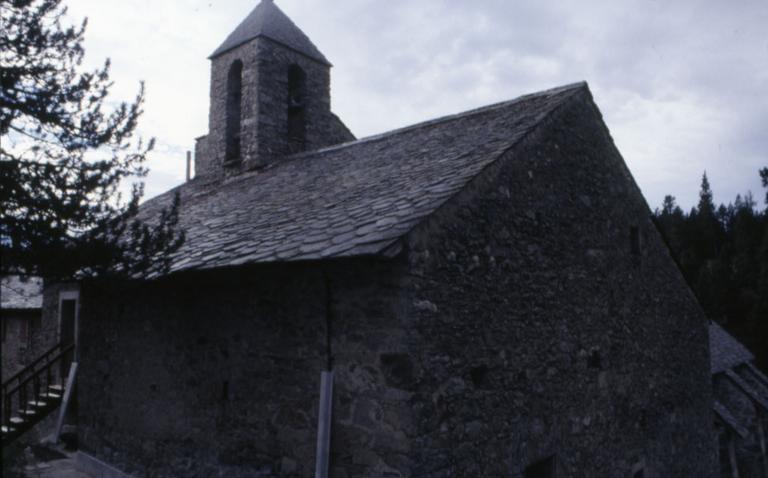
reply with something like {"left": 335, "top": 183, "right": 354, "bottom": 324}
{"left": 65, "top": 0, "right": 767, "bottom": 210}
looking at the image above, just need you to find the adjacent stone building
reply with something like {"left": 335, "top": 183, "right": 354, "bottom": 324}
{"left": 69, "top": 1, "right": 717, "bottom": 476}
{"left": 1, "top": 276, "right": 43, "bottom": 380}
{"left": 710, "top": 322, "right": 768, "bottom": 477}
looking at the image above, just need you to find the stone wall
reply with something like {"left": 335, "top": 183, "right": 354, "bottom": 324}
{"left": 76, "top": 90, "right": 716, "bottom": 477}
{"left": 398, "top": 89, "right": 716, "bottom": 477}
{"left": 1, "top": 310, "right": 39, "bottom": 381}
{"left": 195, "top": 37, "right": 354, "bottom": 180}
{"left": 77, "top": 259, "right": 411, "bottom": 478}
{"left": 35, "top": 282, "right": 79, "bottom": 355}
{"left": 1, "top": 282, "right": 76, "bottom": 380}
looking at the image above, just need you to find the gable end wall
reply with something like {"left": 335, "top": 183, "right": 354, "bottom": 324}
{"left": 399, "top": 89, "right": 716, "bottom": 476}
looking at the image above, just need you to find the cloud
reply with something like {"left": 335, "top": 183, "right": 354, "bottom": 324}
{"left": 64, "top": 0, "right": 768, "bottom": 209}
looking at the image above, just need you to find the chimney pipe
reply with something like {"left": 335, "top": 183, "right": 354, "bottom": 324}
{"left": 186, "top": 151, "right": 192, "bottom": 181}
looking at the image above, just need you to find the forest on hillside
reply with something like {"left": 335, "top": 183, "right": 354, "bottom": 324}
{"left": 652, "top": 168, "right": 768, "bottom": 370}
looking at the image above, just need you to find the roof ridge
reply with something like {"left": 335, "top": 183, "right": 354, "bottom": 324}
{"left": 371, "top": 82, "right": 591, "bottom": 256}
{"left": 164, "top": 82, "right": 589, "bottom": 197}
{"left": 281, "top": 82, "right": 588, "bottom": 162}
{"left": 142, "top": 82, "right": 589, "bottom": 204}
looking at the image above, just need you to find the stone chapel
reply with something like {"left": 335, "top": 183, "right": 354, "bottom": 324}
{"left": 28, "top": 1, "right": 724, "bottom": 476}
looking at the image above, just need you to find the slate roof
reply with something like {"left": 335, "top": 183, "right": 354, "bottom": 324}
{"left": 210, "top": 0, "right": 330, "bottom": 64}
{"left": 713, "top": 400, "right": 748, "bottom": 438}
{"left": 140, "top": 83, "right": 586, "bottom": 276}
{"left": 709, "top": 322, "right": 754, "bottom": 374}
{"left": 1, "top": 276, "right": 43, "bottom": 310}
{"left": 724, "top": 369, "right": 768, "bottom": 411}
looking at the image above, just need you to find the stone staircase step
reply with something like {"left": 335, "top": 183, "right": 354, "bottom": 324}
{"left": 28, "top": 400, "right": 48, "bottom": 408}
{"left": 10, "top": 416, "right": 26, "bottom": 424}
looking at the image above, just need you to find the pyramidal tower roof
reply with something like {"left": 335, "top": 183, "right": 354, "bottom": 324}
{"left": 210, "top": 0, "right": 330, "bottom": 64}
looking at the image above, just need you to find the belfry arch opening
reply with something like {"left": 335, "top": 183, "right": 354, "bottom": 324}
{"left": 287, "top": 64, "right": 306, "bottom": 151}
{"left": 225, "top": 60, "right": 243, "bottom": 162}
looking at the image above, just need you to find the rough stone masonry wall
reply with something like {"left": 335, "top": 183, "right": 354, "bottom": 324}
{"left": 196, "top": 37, "right": 354, "bottom": 180}
{"left": 77, "top": 259, "right": 412, "bottom": 478}
{"left": 399, "top": 90, "right": 716, "bottom": 477}
{"left": 2, "top": 282, "right": 78, "bottom": 381}
{"left": 35, "top": 282, "right": 79, "bottom": 356}
{"left": 1, "top": 309, "right": 40, "bottom": 381}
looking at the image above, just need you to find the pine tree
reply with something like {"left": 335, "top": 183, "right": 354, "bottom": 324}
{"left": 0, "top": 0, "right": 183, "bottom": 278}
{"left": 698, "top": 172, "right": 716, "bottom": 217}
{"left": 653, "top": 167, "right": 768, "bottom": 369}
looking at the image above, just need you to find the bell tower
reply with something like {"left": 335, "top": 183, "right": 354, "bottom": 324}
{"left": 194, "top": 0, "right": 354, "bottom": 179}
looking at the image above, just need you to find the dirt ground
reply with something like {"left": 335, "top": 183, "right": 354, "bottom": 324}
{"left": 23, "top": 452, "right": 93, "bottom": 478}
{"left": 6, "top": 443, "right": 94, "bottom": 478}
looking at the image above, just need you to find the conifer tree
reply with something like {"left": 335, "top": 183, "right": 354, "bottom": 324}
{"left": 0, "top": 0, "right": 183, "bottom": 278}
{"left": 653, "top": 167, "right": 768, "bottom": 369}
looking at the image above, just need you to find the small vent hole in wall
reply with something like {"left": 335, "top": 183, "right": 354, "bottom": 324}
{"left": 587, "top": 350, "right": 602, "bottom": 369}
{"left": 525, "top": 455, "right": 556, "bottom": 478}
{"left": 470, "top": 365, "right": 490, "bottom": 389}
{"left": 633, "top": 469, "right": 645, "bottom": 478}
{"left": 222, "top": 381, "right": 229, "bottom": 402}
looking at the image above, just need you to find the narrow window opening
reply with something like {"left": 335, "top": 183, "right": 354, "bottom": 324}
{"left": 633, "top": 469, "right": 644, "bottom": 478}
{"left": 225, "top": 60, "right": 243, "bottom": 162}
{"left": 525, "top": 455, "right": 556, "bottom": 478}
{"left": 222, "top": 380, "right": 230, "bottom": 402}
{"left": 287, "top": 64, "right": 306, "bottom": 152}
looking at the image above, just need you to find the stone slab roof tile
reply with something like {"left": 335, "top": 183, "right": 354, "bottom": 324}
{"left": 139, "top": 83, "right": 586, "bottom": 277}
{"left": 724, "top": 369, "right": 768, "bottom": 411}
{"left": 746, "top": 363, "right": 768, "bottom": 387}
{"left": 709, "top": 322, "right": 754, "bottom": 374}
{"left": 1, "top": 276, "right": 43, "bottom": 310}
{"left": 713, "top": 400, "right": 749, "bottom": 438}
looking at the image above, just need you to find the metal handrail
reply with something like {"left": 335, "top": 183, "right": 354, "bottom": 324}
{"left": 2, "top": 341, "right": 71, "bottom": 392}
{"left": 1, "top": 342, "right": 75, "bottom": 437}
{"left": 4, "top": 344, "right": 74, "bottom": 397}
